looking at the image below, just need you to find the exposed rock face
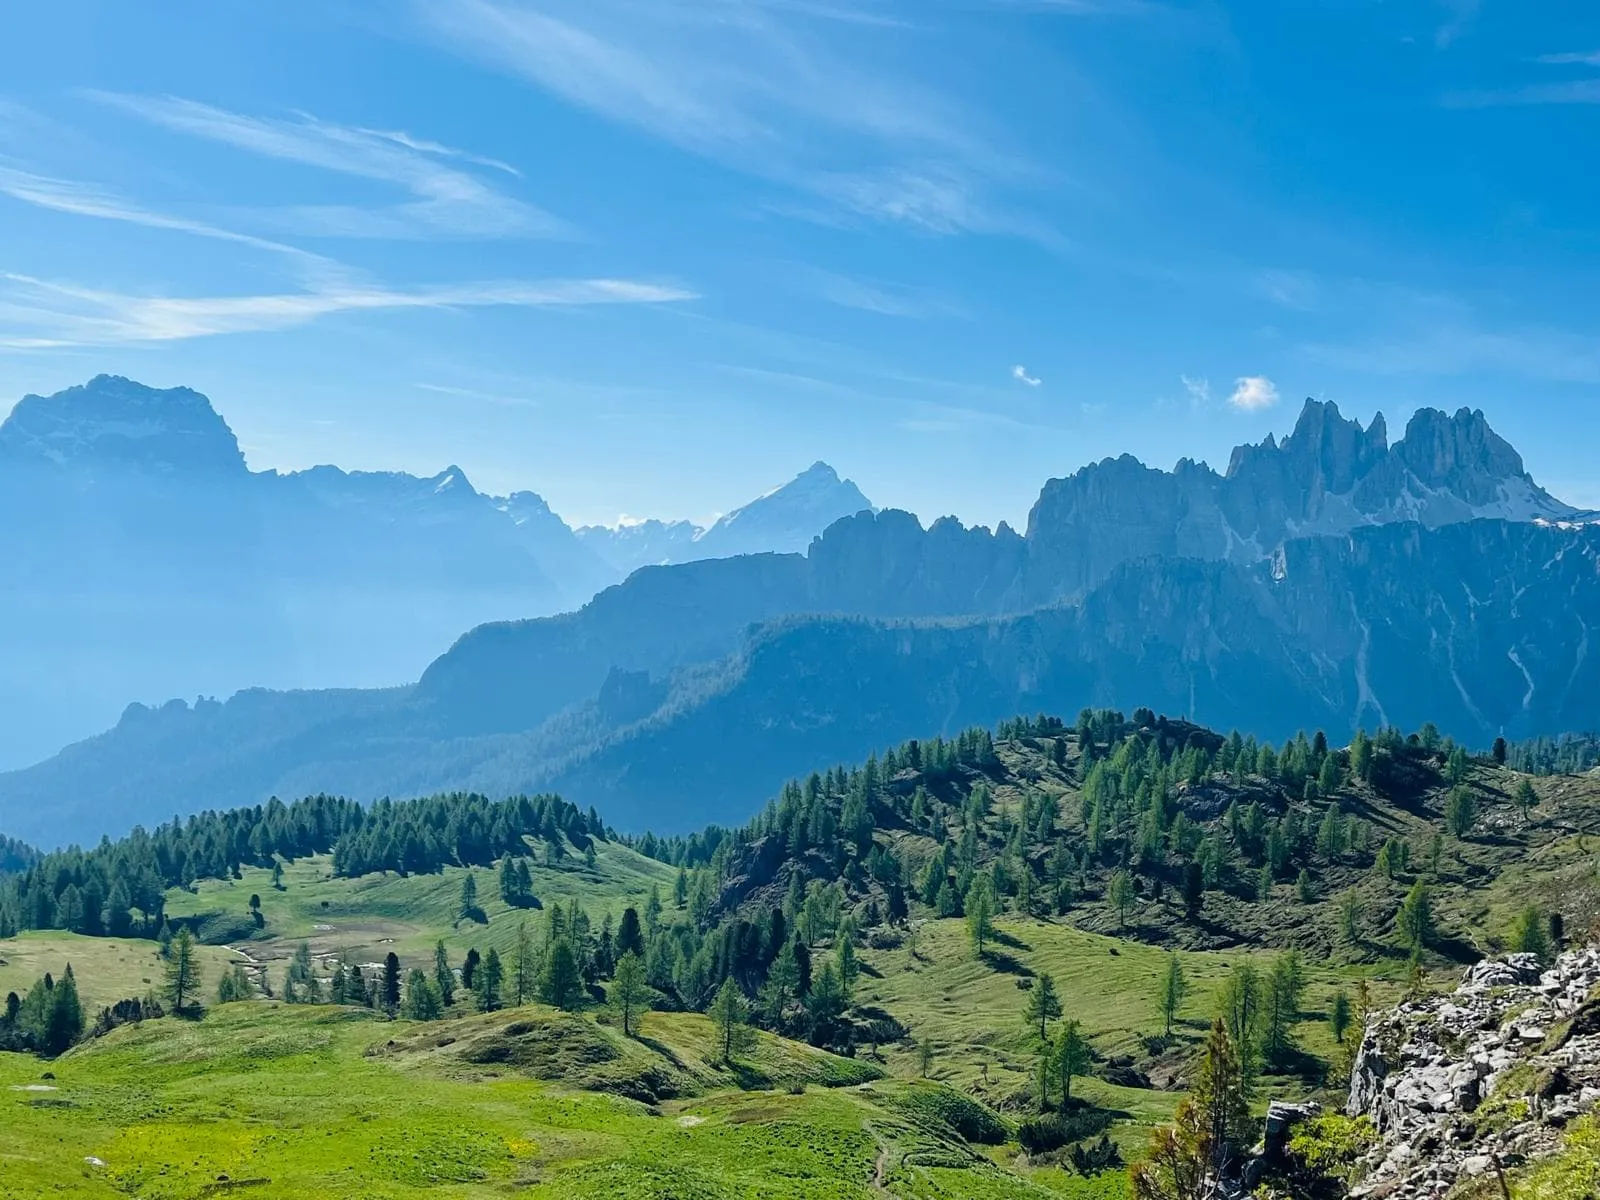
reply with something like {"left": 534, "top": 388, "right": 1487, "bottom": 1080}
{"left": 1022, "top": 399, "right": 1582, "bottom": 605}
{"left": 1346, "top": 947, "right": 1600, "bottom": 1199}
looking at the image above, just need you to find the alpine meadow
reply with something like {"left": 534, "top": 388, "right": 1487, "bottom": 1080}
{"left": 5, "top": 3, "right": 1600, "bottom": 1199}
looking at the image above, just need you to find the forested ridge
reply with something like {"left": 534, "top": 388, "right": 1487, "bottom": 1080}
{"left": 4, "top": 708, "right": 1588, "bottom": 1057}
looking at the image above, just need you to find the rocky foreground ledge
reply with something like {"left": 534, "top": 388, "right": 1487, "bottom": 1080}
{"left": 1345, "top": 946, "right": 1600, "bottom": 1198}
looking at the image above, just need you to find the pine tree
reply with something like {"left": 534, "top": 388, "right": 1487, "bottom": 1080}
{"left": 965, "top": 876, "right": 995, "bottom": 956}
{"left": 1191, "top": 1018, "right": 1253, "bottom": 1174}
{"left": 1024, "top": 972, "right": 1063, "bottom": 1041}
{"left": 610, "top": 952, "right": 650, "bottom": 1037}
{"left": 433, "top": 941, "right": 455, "bottom": 1007}
{"left": 1108, "top": 870, "right": 1136, "bottom": 928}
{"left": 513, "top": 921, "right": 537, "bottom": 1006}
{"left": 1330, "top": 989, "right": 1352, "bottom": 1045}
{"left": 44, "top": 964, "right": 84, "bottom": 1055}
{"left": 539, "top": 940, "right": 582, "bottom": 1011}
{"left": 709, "top": 977, "right": 752, "bottom": 1064}
{"left": 1515, "top": 778, "right": 1538, "bottom": 820}
{"left": 1158, "top": 953, "right": 1187, "bottom": 1038}
{"left": 616, "top": 907, "right": 645, "bottom": 959}
{"left": 1053, "top": 1019, "right": 1090, "bottom": 1106}
{"left": 1398, "top": 879, "right": 1434, "bottom": 961}
{"left": 382, "top": 952, "right": 402, "bottom": 1014}
{"left": 458, "top": 872, "right": 479, "bottom": 921}
{"left": 1339, "top": 889, "right": 1363, "bottom": 946}
{"left": 478, "top": 949, "right": 503, "bottom": 1012}
{"left": 165, "top": 928, "right": 201, "bottom": 1014}
{"left": 404, "top": 969, "right": 443, "bottom": 1021}
{"left": 1510, "top": 905, "right": 1552, "bottom": 963}
{"left": 1444, "top": 787, "right": 1476, "bottom": 838}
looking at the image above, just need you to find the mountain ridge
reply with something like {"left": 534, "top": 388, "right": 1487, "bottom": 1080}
{"left": 0, "top": 375, "right": 869, "bottom": 769}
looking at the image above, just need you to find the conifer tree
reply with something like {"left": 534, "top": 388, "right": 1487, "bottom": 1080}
{"left": 165, "top": 928, "right": 201, "bottom": 1014}
{"left": 610, "top": 952, "right": 650, "bottom": 1037}
{"left": 1024, "top": 972, "right": 1063, "bottom": 1041}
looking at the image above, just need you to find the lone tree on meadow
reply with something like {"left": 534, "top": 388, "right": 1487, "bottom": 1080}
{"left": 709, "top": 977, "right": 753, "bottom": 1065}
{"left": 1053, "top": 1019, "right": 1091, "bottom": 1107}
{"left": 1158, "top": 953, "right": 1187, "bottom": 1038}
{"left": 610, "top": 952, "right": 651, "bottom": 1037}
{"left": 165, "top": 927, "right": 202, "bottom": 1014}
{"left": 458, "top": 872, "right": 481, "bottom": 922}
{"left": 965, "top": 877, "right": 996, "bottom": 956}
{"left": 1024, "top": 972, "right": 1063, "bottom": 1042}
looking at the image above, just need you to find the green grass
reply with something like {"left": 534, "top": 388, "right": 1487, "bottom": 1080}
{"left": 0, "top": 1001, "right": 1085, "bottom": 1199}
{"left": 0, "top": 931, "right": 238, "bottom": 1013}
{"left": 859, "top": 912, "right": 1407, "bottom": 1153}
{"left": 161, "top": 842, "right": 677, "bottom": 980}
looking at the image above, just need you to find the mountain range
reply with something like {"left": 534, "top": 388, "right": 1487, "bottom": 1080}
{"left": 0, "top": 375, "right": 875, "bottom": 771}
{"left": 2, "top": 390, "right": 1594, "bottom": 849}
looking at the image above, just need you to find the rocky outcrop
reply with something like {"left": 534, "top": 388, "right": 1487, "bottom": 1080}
{"left": 1345, "top": 947, "right": 1600, "bottom": 1199}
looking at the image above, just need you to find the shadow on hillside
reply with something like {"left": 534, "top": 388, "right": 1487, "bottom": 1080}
{"left": 638, "top": 1035, "right": 691, "bottom": 1073}
{"left": 992, "top": 929, "right": 1031, "bottom": 952}
{"left": 981, "top": 949, "right": 1034, "bottom": 978}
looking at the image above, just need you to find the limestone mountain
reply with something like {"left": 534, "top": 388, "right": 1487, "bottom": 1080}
{"left": 0, "top": 377, "right": 873, "bottom": 771}
{"left": 3, "top": 390, "right": 1592, "bottom": 846}
{"left": 575, "top": 461, "right": 875, "bottom": 572}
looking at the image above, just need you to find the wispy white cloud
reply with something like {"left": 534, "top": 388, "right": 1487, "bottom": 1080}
{"left": 1534, "top": 50, "right": 1600, "bottom": 66}
{"left": 1227, "top": 375, "right": 1278, "bottom": 410}
{"left": 414, "top": 381, "right": 540, "bottom": 407}
{"left": 416, "top": 0, "right": 1061, "bottom": 242}
{"left": 0, "top": 165, "right": 328, "bottom": 266}
{"left": 1180, "top": 374, "right": 1210, "bottom": 404}
{"left": 0, "top": 273, "right": 695, "bottom": 348}
{"left": 85, "top": 91, "right": 564, "bottom": 240}
{"left": 1445, "top": 80, "right": 1600, "bottom": 107}
{"left": 1011, "top": 364, "right": 1042, "bottom": 387}
{"left": 805, "top": 269, "right": 961, "bottom": 318}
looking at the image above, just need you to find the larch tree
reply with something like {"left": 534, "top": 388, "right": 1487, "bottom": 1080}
{"left": 165, "top": 927, "right": 201, "bottom": 1014}
{"left": 1024, "top": 972, "right": 1063, "bottom": 1042}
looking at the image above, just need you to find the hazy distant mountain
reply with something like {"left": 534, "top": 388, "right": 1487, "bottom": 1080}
{"left": 576, "top": 461, "right": 875, "bottom": 572}
{"left": 5, "top": 396, "right": 1594, "bottom": 847}
{"left": 0, "top": 376, "right": 595, "bottom": 767}
{"left": 0, "top": 378, "right": 884, "bottom": 770}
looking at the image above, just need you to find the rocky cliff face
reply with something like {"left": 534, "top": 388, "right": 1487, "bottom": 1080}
{"left": 1023, "top": 399, "right": 1583, "bottom": 605}
{"left": 1346, "top": 947, "right": 1600, "bottom": 1199}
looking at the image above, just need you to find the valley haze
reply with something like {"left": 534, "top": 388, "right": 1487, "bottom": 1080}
{"left": 0, "top": 375, "right": 1594, "bottom": 850}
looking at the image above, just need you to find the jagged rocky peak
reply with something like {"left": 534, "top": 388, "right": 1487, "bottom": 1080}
{"left": 0, "top": 374, "right": 246, "bottom": 476}
{"left": 1396, "top": 406, "right": 1533, "bottom": 504}
{"left": 1227, "top": 398, "right": 1389, "bottom": 496}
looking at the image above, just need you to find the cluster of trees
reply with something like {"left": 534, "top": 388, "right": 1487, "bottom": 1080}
{"left": 1, "top": 956, "right": 179, "bottom": 1058}
{"left": 0, "top": 835, "right": 39, "bottom": 876}
{"left": 1501, "top": 733, "right": 1600, "bottom": 777}
{"left": 0, "top": 965, "right": 84, "bottom": 1055}
{"left": 0, "top": 791, "right": 604, "bottom": 939}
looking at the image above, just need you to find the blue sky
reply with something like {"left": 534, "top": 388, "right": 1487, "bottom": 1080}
{"left": 1, "top": 0, "right": 1597, "bottom": 527}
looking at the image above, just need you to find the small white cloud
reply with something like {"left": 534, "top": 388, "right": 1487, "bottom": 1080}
{"left": 1227, "top": 375, "right": 1280, "bottom": 411}
{"left": 1180, "top": 374, "right": 1210, "bottom": 404}
{"left": 1012, "top": 364, "right": 1042, "bottom": 387}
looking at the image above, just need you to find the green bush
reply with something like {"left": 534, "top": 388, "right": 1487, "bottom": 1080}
{"left": 888, "top": 1082, "right": 1011, "bottom": 1145}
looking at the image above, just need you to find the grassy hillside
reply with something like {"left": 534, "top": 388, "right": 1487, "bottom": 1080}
{"left": 0, "top": 1000, "right": 1084, "bottom": 1199}
{"left": 5, "top": 711, "right": 1600, "bottom": 1197}
{"left": 161, "top": 839, "right": 677, "bottom": 978}
{"left": 0, "top": 931, "right": 237, "bottom": 1013}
